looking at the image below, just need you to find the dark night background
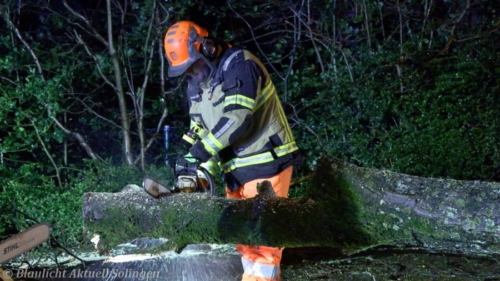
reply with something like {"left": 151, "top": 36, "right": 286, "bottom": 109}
{"left": 0, "top": 0, "right": 499, "bottom": 267}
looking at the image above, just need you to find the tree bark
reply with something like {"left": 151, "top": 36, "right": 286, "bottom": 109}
{"left": 82, "top": 156, "right": 500, "bottom": 256}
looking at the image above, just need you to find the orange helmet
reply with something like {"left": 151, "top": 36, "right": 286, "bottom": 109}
{"left": 164, "top": 21, "right": 213, "bottom": 77}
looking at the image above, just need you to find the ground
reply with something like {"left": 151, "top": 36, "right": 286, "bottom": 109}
{"left": 281, "top": 247, "right": 500, "bottom": 281}
{"left": 3, "top": 245, "right": 500, "bottom": 281}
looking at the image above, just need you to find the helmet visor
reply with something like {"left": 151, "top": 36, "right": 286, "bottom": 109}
{"left": 167, "top": 59, "right": 195, "bottom": 77}
{"left": 167, "top": 44, "right": 206, "bottom": 77}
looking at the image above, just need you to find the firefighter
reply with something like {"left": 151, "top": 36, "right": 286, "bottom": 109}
{"left": 163, "top": 21, "right": 302, "bottom": 281}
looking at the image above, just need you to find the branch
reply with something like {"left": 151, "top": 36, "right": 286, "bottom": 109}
{"left": 29, "top": 117, "right": 62, "bottom": 186}
{"left": 2, "top": 7, "right": 102, "bottom": 165}
{"left": 75, "top": 97, "right": 123, "bottom": 130}
{"left": 419, "top": 0, "right": 433, "bottom": 48}
{"left": 397, "top": 0, "right": 403, "bottom": 57}
{"left": 62, "top": 0, "right": 108, "bottom": 47}
{"left": 0, "top": 76, "right": 18, "bottom": 86}
{"left": 134, "top": 96, "right": 169, "bottom": 166}
{"left": 73, "top": 30, "right": 117, "bottom": 91}
{"left": 440, "top": 0, "right": 470, "bottom": 55}
{"left": 289, "top": 116, "right": 321, "bottom": 145}
{"left": 456, "top": 20, "right": 500, "bottom": 43}
{"left": 339, "top": 47, "right": 354, "bottom": 82}
{"left": 51, "top": 113, "right": 103, "bottom": 161}
{"left": 2, "top": 10, "right": 44, "bottom": 78}
{"left": 105, "top": 0, "right": 132, "bottom": 165}
{"left": 132, "top": 2, "right": 158, "bottom": 169}
{"left": 362, "top": 0, "right": 372, "bottom": 51}
{"left": 288, "top": 1, "right": 325, "bottom": 74}
{"left": 228, "top": 1, "right": 282, "bottom": 79}
{"left": 13, "top": 209, "right": 88, "bottom": 267}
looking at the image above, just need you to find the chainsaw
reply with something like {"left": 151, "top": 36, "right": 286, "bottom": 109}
{"left": 143, "top": 160, "right": 215, "bottom": 198}
{"left": 143, "top": 125, "right": 216, "bottom": 198}
{"left": 0, "top": 223, "right": 50, "bottom": 263}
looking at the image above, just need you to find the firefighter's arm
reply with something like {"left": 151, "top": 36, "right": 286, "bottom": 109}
{"left": 189, "top": 55, "right": 261, "bottom": 162}
{"left": 200, "top": 157, "right": 220, "bottom": 176}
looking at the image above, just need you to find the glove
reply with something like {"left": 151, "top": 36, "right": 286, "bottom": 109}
{"left": 175, "top": 153, "right": 199, "bottom": 169}
{"left": 183, "top": 152, "right": 198, "bottom": 163}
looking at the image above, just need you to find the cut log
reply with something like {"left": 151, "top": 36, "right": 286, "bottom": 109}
{"left": 82, "top": 156, "right": 500, "bottom": 256}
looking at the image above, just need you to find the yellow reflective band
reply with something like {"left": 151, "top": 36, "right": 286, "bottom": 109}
{"left": 182, "top": 134, "right": 196, "bottom": 145}
{"left": 241, "top": 259, "right": 279, "bottom": 279}
{"left": 221, "top": 141, "right": 298, "bottom": 173}
{"left": 201, "top": 133, "right": 224, "bottom": 156}
{"left": 201, "top": 161, "right": 217, "bottom": 170}
{"left": 200, "top": 160, "right": 219, "bottom": 175}
{"left": 243, "top": 51, "right": 270, "bottom": 78}
{"left": 275, "top": 142, "right": 298, "bottom": 157}
{"left": 255, "top": 82, "right": 275, "bottom": 111}
{"left": 274, "top": 94, "right": 293, "bottom": 140}
{"left": 224, "top": 94, "right": 255, "bottom": 110}
{"left": 189, "top": 119, "right": 197, "bottom": 128}
{"left": 222, "top": 152, "right": 274, "bottom": 172}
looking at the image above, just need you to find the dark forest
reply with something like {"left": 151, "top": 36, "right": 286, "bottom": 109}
{"left": 0, "top": 0, "right": 499, "bottom": 277}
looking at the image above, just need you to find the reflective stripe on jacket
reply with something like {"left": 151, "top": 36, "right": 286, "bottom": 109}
{"left": 185, "top": 47, "right": 301, "bottom": 190}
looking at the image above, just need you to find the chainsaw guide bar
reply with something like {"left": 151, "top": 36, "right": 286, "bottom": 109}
{"left": 0, "top": 223, "right": 51, "bottom": 264}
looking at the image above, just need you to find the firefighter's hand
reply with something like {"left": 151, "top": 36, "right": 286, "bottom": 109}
{"left": 174, "top": 153, "right": 199, "bottom": 187}
{"left": 175, "top": 153, "right": 200, "bottom": 170}
{"left": 182, "top": 152, "right": 198, "bottom": 164}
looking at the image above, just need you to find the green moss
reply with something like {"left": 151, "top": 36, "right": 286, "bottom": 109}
{"left": 455, "top": 199, "right": 466, "bottom": 208}
{"left": 304, "top": 157, "right": 375, "bottom": 253}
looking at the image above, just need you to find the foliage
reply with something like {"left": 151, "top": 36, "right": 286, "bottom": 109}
{"left": 303, "top": 44, "right": 499, "bottom": 179}
{"left": 0, "top": 159, "right": 170, "bottom": 248}
{"left": 280, "top": 0, "right": 500, "bottom": 182}
{"left": 0, "top": 0, "right": 499, "bottom": 250}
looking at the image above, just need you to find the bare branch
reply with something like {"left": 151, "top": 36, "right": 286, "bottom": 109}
{"left": 2, "top": 10, "right": 44, "bottom": 78}
{"left": 397, "top": 0, "right": 403, "bottom": 57}
{"left": 104, "top": 0, "right": 132, "bottom": 165}
{"left": 378, "top": 1, "right": 386, "bottom": 42}
{"left": 287, "top": 103, "right": 321, "bottom": 144}
{"left": 340, "top": 47, "right": 354, "bottom": 82}
{"left": 3, "top": 5, "right": 102, "bottom": 163}
{"left": 440, "top": 0, "right": 470, "bottom": 54}
{"left": 134, "top": 2, "right": 170, "bottom": 166}
{"left": 73, "top": 30, "right": 117, "bottom": 91}
{"left": 62, "top": 0, "right": 108, "bottom": 47}
{"left": 51, "top": 112, "right": 103, "bottom": 161}
{"left": 362, "top": 0, "right": 372, "bottom": 51}
{"left": 288, "top": 3, "right": 325, "bottom": 74}
{"left": 74, "top": 97, "right": 123, "bottom": 130}
{"left": 29, "top": 117, "right": 62, "bottom": 186}
{"left": 134, "top": 2, "right": 159, "bottom": 170}
{"left": 0, "top": 76, "right": 18, "bottom": 86}
{"left": 228, "top": 1, "right": 282, "bottom": 79}
{"left": 419, "top": 0, "right": 433, "bottom": 48}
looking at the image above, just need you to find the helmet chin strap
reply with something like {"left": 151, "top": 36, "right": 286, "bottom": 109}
{"left": 202, "top": 39, "right": 231, "bottom": 82}
{"left": 194, "top": 36, "right": 218, "bottom": 81}
{"left": 188, "top": 26, "right": 230, "bottom": 82}
{"left": 201, "top": 56, "right": 217, "bottom": 81}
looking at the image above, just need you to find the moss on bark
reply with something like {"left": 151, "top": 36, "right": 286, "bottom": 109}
{"left": 83, "top": 156, "right": 500, "bottom": 256}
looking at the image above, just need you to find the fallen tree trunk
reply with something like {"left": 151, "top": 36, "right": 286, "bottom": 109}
{"left": 83, "top": 156, "right": 500, "bottom": 256}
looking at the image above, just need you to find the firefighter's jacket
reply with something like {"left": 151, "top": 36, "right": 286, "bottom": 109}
{"left": 184, "top": 47, "right": 301, "bottom": 191}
